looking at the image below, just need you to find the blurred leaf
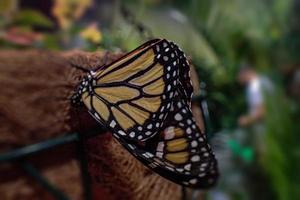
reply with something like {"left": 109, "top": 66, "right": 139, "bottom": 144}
{"left": 14, "top": 9, "right": 54, "bottom": 28}
{"left": 114, "top": 6, "right": 223, "bottom": 82}
{"left": 0, "top": 0, "right": 17, "bottom": 19}
{"left": 43, "top": 34, "right": 60, "bottom": 50}
{"left": 52, "top": 0, "right": 93, "bottom": 29}
{"left": 263, "top": 85, "right": 300, "bottom": 200}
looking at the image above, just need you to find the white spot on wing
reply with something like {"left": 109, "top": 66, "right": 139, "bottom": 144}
{"left": 191, "top": 140, "right": 198, "bottom": 147}
{"left": 129, "top": 132, "right": 135, "bottom": 138}
{"left": 176, "top": 168, "right": 184, "bottom": 172}
{"left": 184, "top": 164, "right": 191, "bottom": 171}
{"left": 110, "top": 120, "right": 116, "bottom": 128}
{"left": 128, "top": 144, "right": 135, "bottom": 149}
{"left": 157, "top": 142, "right": 164, "bottom": 152}
{"left": 189, "top": 179, "right": 197, "bottom": 184}
{"left": 94, "top": 113, "right": 100, "bottom": 120}
{"left": 156, "top": 152, "right": 163, "bottom": 158}
{"left": 167, "top": 85, "right": 171, "bottom": 91}
{"left": 191, "top": 155, "right": 200, "bottom": 162}
{"left": 175, "top": 113, "right": 183, "bottom": 121}
{"left": 118, "top": 130, "right": 126, "bottom": 136}
{"left": 186, "top": 128, "right": 192, "bottom": 134}
{"left": 145, "top": 131, "right": 152, "bottom": 135}
{"left": 164, "top": 127, "right": 175, "bottom": 140}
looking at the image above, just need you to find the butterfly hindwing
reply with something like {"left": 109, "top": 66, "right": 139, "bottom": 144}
{"left": 114, "top": 96, "right": 218, "bottom": 188}
{"left": 157, "top": 97, "right": 218, "bottom": 187}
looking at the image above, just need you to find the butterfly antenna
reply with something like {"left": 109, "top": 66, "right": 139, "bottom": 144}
{"left": 70, "top": 62, "right": 91, "bottom": 73}
{"left": 93, "top": 51, "right": 110, "bottom": 72}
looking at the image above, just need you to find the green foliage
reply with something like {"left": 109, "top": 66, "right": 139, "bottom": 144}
{"left": 263, "top": 86, "right": 300, "bottom": 200}
{"left": 14, "top": 9, "right": 54, "bottom": 29}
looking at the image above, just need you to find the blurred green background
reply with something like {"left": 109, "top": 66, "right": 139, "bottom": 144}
{"left": 0, "top": 0, "right": 299, "bottom": 200}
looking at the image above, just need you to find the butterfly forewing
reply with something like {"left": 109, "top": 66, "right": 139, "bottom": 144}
{"left": 81, "top": 39, "right": 180, "bottom": 141}
{"left": 169, "top": 41, "right": 194, "bottom": 103}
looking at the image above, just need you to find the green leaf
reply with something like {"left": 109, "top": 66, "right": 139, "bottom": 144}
{"left": 14, "top": 9, "right": 54, "bottom": 28}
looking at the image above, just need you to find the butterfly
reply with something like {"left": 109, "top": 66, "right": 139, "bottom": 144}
{"left": 71, "top": 39, "right": 218, "bottom": 188}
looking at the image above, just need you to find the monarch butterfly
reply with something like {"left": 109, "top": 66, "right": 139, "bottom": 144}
{"left": 72, "top": 39, "right": 218, "bottom": 188}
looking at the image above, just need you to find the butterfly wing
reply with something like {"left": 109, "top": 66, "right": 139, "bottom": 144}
{"left": 73, "top": 39, "right": 218, "bottom": 188}
{"left": 114, "top": 95, "right": 218, "bottom": 188}
{"left": 169, "top": 41, "right": 194, "bottom": 103}
{"left": 156, "top": 96, "right": 218, "bottom": 187}
{"left": 77, "top": 39, "right": 179, "bottom": 141}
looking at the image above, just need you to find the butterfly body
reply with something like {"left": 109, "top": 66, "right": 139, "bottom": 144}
{"left": 71, "top": 73, "right": 94, "bottom": 106}
{"left": 72, "top": 39, "right": 218, "bottom": 188}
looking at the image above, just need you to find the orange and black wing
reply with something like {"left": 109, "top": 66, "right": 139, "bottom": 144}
{"left": 115, "top": 95, "right": 218, "bottom": 188}
{"left": 170, "top": 41, "right": 194, "bottom": 103}
{"left": 72, "top": 39, "right": 218, "bottom": 188}
{"left": 74, "top": 39, "right": 180, "bottom": 141}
